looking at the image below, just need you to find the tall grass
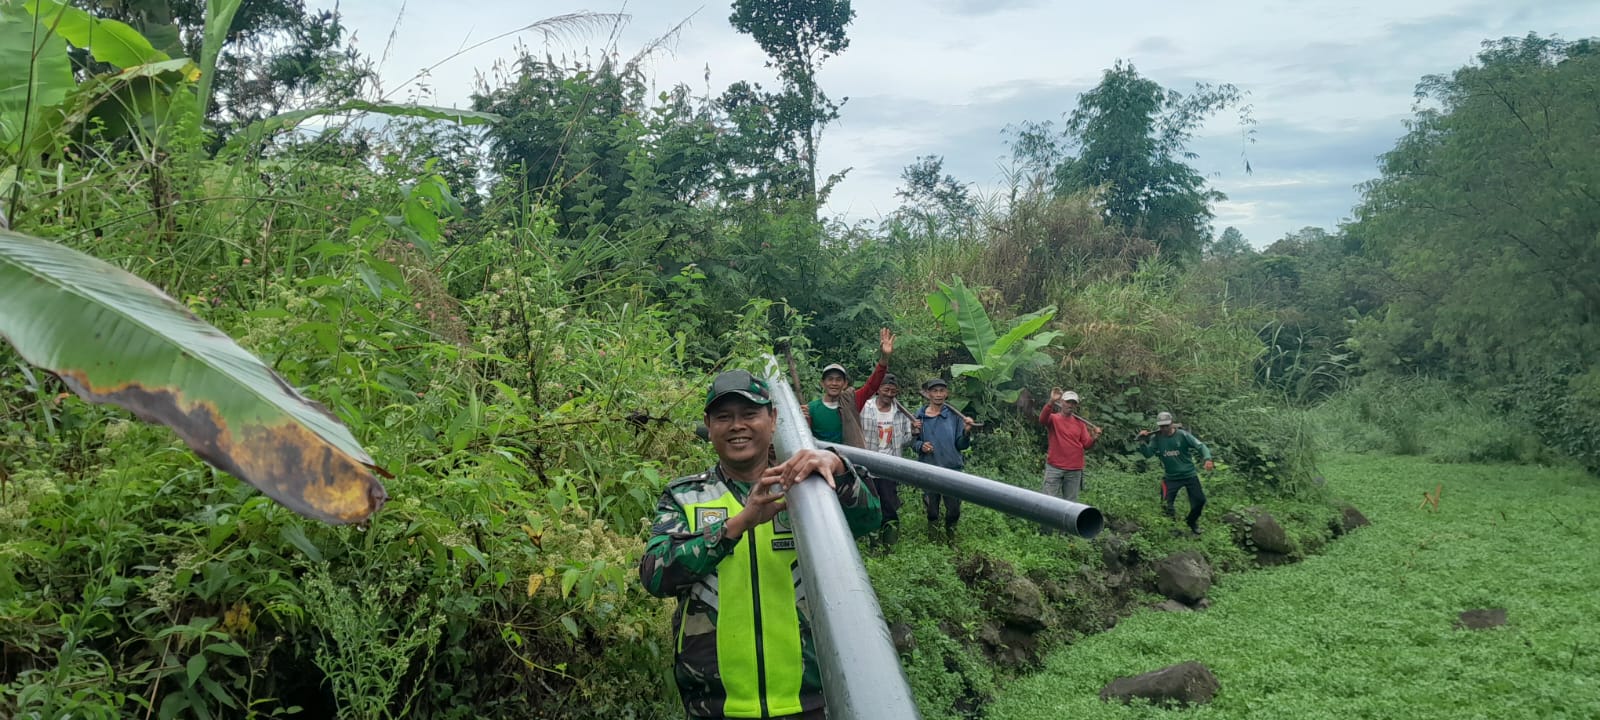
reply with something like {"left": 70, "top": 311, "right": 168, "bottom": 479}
{"left": 1302, "top": 377, "right": 1553, "bottom": 466}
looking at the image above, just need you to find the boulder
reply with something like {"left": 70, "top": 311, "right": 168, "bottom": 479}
{"left": 1254, "top": 551, "right": 1293, "bottom": 567}
{"left": 978, "top": 621, "right": 1040, "bottom": 667}
{"left": 1249, "top": 512, "right": 1294, "bottom": 554}
{"left": 1099, "top": 661, "right": 1220, "bottom": 707}
{"left": 1153, "top": 599, "right": 1191, "bottom": 613}
{"left": 1341, "top": 505, "right": 1371, "bottom": 533}
{"left": 1456, "top": 608, "right": 1507, "bottom": 630}
{"left": 1155, "top": 551, "right": 1212, "bottom": 603}
{"left": 1101, "top": 534, "right": 1139, "bottom": 572}
{"left": 995, "top": 575, "right": 1051, "bottom": 631}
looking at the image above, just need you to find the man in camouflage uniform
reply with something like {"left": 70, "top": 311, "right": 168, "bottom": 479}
{"left": 640, "top": 370, "right": 882, "bottom": 719}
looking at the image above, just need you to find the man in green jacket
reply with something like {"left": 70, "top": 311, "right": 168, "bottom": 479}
{"left": 1138, "top": 411, "right": 1214, "bottom": 535}
{"left": 640, "top": 370, "right": 882, "bottom": 719}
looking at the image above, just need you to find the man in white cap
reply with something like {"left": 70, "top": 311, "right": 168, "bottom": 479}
{"left": 1039, "top": 387, "right": 1102, "bottom": 505}
{"left": 1138, "top": 411, "right": 1214, "bottom": 535}
{"left": 805, "top": 328, "right": 895, "bottom": 447}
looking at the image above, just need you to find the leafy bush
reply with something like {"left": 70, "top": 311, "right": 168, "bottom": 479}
{"left": 926, "top": 276, "right": 1061, "bottom": 420}
{"left": 1304, "top": 377, "right": 1554, "bottom": 467}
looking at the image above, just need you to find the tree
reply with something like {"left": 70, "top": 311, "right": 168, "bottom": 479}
{"left": 728, "top": 0, "right": 855, "bottom": 205}
{"left": 1207, "top": 226, "right": 1253, "bottom": 260}
{"left": 896, "top": 155, "right": 974, "bottom": 219}
{"left": 472, "top": 54, "right": 719, "bottom": 264}
{"left": 1355, "top": 34, "right": 1600, "bottom": 375}
{"left": 1010, "top": 60, "right": 1249, "bottom": 261}
{"left": 77, "top": 0, "right": 371, "bottom": 137}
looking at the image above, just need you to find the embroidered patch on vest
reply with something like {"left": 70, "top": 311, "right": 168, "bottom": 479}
{"left": 771, "top": 538, "right": 796, "bottom": 551}
{"left": 772, "top": 510, "right": 793, "bottom": 535}
{"left": 696, "top": 507, "right": 728, "bottom": 528}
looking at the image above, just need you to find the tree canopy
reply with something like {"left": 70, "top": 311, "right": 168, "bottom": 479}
{"left": 1011, "top": 61, "right": 1249, "bottom": 261}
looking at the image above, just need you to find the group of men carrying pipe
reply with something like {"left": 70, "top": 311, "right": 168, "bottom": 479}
{"left": 638, "top": 327, "right": 1214, "bottom": 720}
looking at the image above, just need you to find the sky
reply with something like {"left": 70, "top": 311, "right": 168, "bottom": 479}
{"left": 336, "top": 0, "right": 1597, "bottom": 247}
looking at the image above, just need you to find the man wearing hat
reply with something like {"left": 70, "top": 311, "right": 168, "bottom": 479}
{"left": 640, "top": 370, "right": 882, "bottom": 720}
{"left": 806, "top": 328, "right": 896, "bottom": 447}
{"left": 915, "top": 377, "right": 973, "bottom": 536}
{"left": 1040, "top": 387, "right": 1102, "bottom": 504}
{"left": 1138, "top": 412, "right": 1214, "bottom": 535}
{"left": 858, "top": 374, "right": 922, "bottom": 547}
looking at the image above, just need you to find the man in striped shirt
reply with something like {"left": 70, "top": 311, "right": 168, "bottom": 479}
{"left": 858, "top": 374, "right": 921, "bottom": 547}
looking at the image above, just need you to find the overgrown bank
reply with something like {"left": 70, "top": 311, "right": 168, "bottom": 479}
{"left": 986, "top": 453, "right": 1600, "bottom": 719}
{"left": 861, "top": 427, "right": 1353, "bottom": 720}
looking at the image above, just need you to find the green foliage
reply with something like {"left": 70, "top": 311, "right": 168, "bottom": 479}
{"left": 1354, "top": 34, "right": 1600, "bottom": 377}
{"left": 0, "top": 227, "right": 385, "bottom": 524}
{"left": 1304, "top": 377, "right": 1552, "bottom": 466}
{"left": 1009, "top": 60, "right": 1250, "bottom": 261}
{"left": 980, "top": 191, "right": 1154, "bottom": 311}
{"left": 926, "top": 276, "right": 1061, "bottom": 419}
{"left": 24, "top": 0, "right": 171, "bottom": 69}
{"left": 988, "top": 453, "right": 1600, "bottom": 719}
{"left": 1199, "top": 226, "right": 1389, "bottom": 403}
{"left": 76, "top": 0, "right": 372, "bottom": 135}
{"left": 728, "top": 0, "right": 855, "bottom": 203}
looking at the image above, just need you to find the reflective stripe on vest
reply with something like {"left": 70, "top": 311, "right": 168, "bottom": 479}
{"left": 684, "top": 489, "right": 805, "bottom": 718}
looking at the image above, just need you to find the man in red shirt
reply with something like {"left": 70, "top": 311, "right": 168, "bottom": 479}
{"left": 1039, "top": 388, "right": 1102, "bottom": 504}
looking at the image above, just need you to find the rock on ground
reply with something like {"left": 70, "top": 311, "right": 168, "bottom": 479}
{"left": 1155, "top": 551, "right": 1213, "bottom": 604}
{"left": 1100, "top": 661, "right": 1221, "bottom": 707}
{"left": 1456, "top": 608, "right": 1507, "bottom": 630}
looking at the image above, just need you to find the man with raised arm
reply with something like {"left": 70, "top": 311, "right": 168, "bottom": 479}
{"left": 805, "top": 328, "right": 895, "bottom": 447}
{"left": 640, "top": 370, "right": 881, "bottom": 720}
{"left": 1039, "top": 387, "right": 1102, "bottom": 504}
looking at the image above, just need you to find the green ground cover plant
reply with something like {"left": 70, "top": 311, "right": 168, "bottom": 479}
{"left": 987, "top": 453, "right": 1600, "bottom": 720}
{"left": 859, "top": 418, "right": 1345, "bottom": 720}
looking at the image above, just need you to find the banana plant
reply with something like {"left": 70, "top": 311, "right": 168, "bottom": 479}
{"left": 927, "top": 275, "right": 1061, "bottom": 418}
{"left": 0, "top": 228, "right": 387, "bottom": 524}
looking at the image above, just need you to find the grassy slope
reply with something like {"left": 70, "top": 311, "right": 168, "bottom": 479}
{"left": 987, "top": 453, "right": 1600, "bottom": 720}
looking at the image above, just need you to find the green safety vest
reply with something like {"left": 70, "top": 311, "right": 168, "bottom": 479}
{"left": 683, "top": 486, "right": 808, "bottom": 717}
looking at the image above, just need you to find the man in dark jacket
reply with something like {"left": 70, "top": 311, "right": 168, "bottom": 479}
{"left": 915, "top": 377, "right": 972, "bottom": 535}
{"left": 639, "top": 370, "right": 881, "bottom": 720}
{"left": 1138, "top": 411, "right": 1214, "bottom": 536}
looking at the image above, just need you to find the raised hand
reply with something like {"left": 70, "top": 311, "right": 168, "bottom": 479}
{"left": 879, "top": 327, "right": 896, "bottom": 358}
{"left": 1050, "top": 386, "right": 1063, "bottom": 402}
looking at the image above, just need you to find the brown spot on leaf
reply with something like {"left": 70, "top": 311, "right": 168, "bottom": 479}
{"left": 57, "top": 370, "right": 386, "bottom": 524}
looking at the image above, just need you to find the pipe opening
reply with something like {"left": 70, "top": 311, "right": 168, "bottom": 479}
{"left": 1074, "top": 507, "right": 1105, "bottom": 539}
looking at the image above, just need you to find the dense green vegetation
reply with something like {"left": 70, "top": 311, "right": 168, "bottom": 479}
{"left": 987, "top": 452, "right": 1600, "bottom": 720}
{"left": 1, "top": 1, "right": 1595, "bottom": 718}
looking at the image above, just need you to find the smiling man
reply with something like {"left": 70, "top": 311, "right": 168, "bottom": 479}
{"left": 640, "top": 370, "right": 882, "bottom": 720}
{"left": 805, "top": 328, "right": 895, "bottom": 447}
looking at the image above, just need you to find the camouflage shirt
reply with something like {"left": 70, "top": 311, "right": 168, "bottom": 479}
{"left": 638, "top": 451, "right": 881, "bottom": 718}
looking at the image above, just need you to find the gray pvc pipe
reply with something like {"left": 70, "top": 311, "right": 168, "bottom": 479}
{"left": 762, "top": 358, "right": 922, "bottom": 720}
{"left": 818, "top": 440, "right": 1105, "bottom": 539}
